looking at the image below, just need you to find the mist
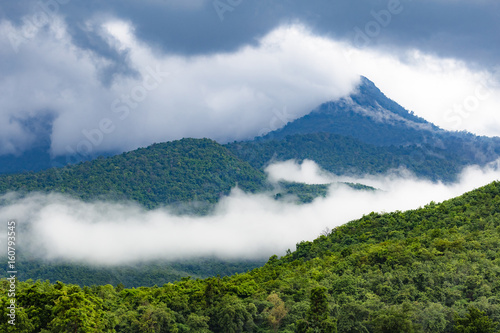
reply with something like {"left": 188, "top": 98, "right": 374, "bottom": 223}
{"left": 1, "top": 159, "right": 499, "bottom": 266}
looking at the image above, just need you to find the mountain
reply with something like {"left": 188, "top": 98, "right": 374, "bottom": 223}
{"left": 227, "top": 77, "right": 500, "bottom": 182}
{"left": 263, "top": 76, "right": 439, "bottom": 145}
{"left": 0, "top": 138, "right": 268, "bottom": 210}
{"left": 227, "top": 132, "right": 465, "bottom": 182}
{"left": 265, "top": 76, "right": 500, "bottom": 155}
{"left": 4, "top": 180, "right": 500, "bottom": 332}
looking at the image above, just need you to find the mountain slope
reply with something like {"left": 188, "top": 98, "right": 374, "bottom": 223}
{"left": 227, "top": 132, "right": 465, "bottom": 182}
{"left": 0, "top": 138, "right": 268, "bottom": 210}
{"left": 3, "top": 181, "right": 500, "bottom": 332}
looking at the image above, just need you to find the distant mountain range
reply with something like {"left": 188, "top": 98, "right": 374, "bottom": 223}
{"left": 2, "top": 77, "right": 500, "bottom": 207}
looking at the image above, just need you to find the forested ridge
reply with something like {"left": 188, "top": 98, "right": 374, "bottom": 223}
{"left": 0, "top": 138, "right": 267, "bottom": 210}
{"left": 226, "top": 132, "right": 464, "bottom": 182}
{"left": 3, "top": 181, "right": 500, "bottom": 332}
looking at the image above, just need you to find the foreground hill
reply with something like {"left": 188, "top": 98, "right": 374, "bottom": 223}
{"left": 0, "top": 138, "right": 267, "bottom": 210}
{"left": 3, "top": 181, "right": 500, "bottom": 332}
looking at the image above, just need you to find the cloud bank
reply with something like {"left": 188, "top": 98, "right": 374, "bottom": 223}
{"left": 1, "top": 12, "right": 500, "bottom": 159}
{"left": 1, "top": 160, "right": 499, "bottom": 265}
{"left": 0, "top": 19, "right": 360, "bottom": 157}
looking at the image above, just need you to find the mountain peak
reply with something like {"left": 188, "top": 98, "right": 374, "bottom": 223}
{"left": 318, "top": 76, "right": 432, "bottom": 127}
{"left": 261, "top": 76, "right": 440, "bottom": 146}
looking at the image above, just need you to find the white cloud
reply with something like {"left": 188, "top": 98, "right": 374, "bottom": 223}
{"left": 265, "top": 159, "right": 335, "bottom": 184}
{"left": 1, "top": 160, "right": 499, "bottom": 265}
{"left": 0, "top": 19, "right": 360, "bottom": 156}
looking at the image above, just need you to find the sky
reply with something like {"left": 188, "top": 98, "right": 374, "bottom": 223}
{"left": 0, "top": 0, "right": 499, "bottom": 157}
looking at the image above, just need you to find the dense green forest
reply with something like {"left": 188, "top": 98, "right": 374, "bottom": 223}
{"left": 0, "top": 138, "right": 267, "bottom": 210}
{"left": 0, "top": 258, "right": 265, "bottom": 289}
{"left": 3, "top": 181, "right": 500, "bottom": 332}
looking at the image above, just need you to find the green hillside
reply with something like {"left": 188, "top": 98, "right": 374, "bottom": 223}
{"left": 3, "top": 181, "right": 500, "bottom": 332}
{"left": 0, "top": 138, "right": 268, "bottom": 210}
{"left": 227, "top": 132, "right": 463, "bottom": 182}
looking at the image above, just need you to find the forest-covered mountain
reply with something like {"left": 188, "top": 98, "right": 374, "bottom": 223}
{"left": 227, "top": 77, "right": 500, "bottom": 182}
{"left": 0, "top": 138, "right": 267, "bottom": 210}
{"left": 3, "top": 180, "right": 500, "bottom": 332}
{"left": 226, "top": 132, "right": 464, "bottom": 182}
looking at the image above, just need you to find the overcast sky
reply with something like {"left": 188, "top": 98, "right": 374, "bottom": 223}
{"left": 1, "top": 0, "right": 499, "bottom": 157}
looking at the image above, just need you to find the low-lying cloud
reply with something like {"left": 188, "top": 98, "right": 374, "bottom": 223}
{"left": 1, "top": 160, "right": 500, "bottom": 265}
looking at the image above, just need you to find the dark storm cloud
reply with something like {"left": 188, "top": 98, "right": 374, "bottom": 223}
{"left": 2, "top": 0, "right": 499, "bottom": 68}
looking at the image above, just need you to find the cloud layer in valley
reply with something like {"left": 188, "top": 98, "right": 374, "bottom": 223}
{"left": 1, "top": 160, "right": 499, "bottom": 265}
